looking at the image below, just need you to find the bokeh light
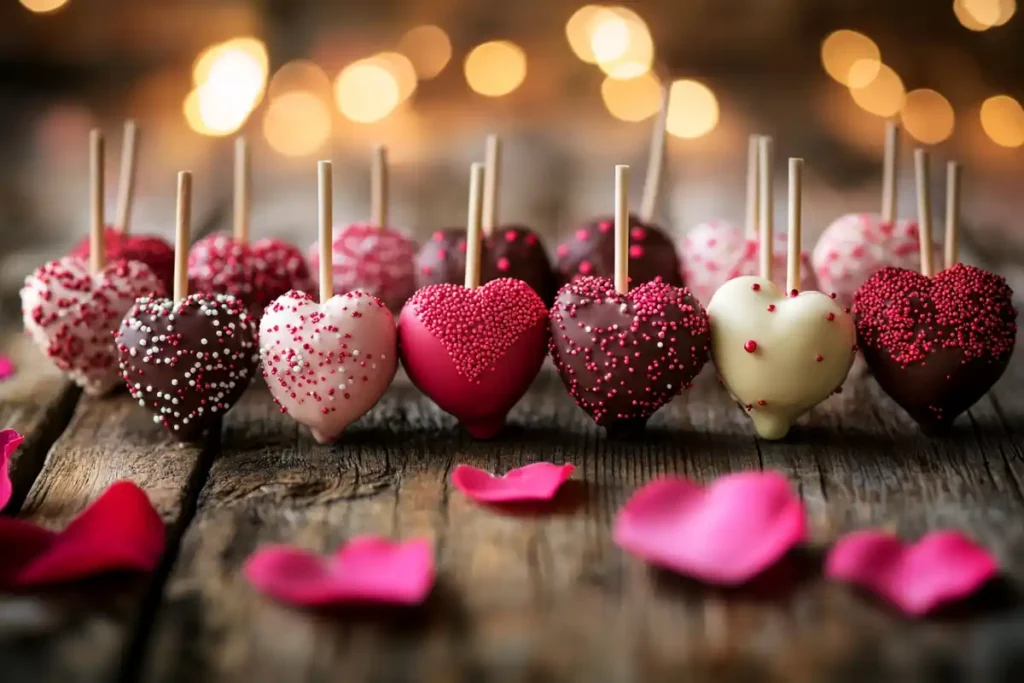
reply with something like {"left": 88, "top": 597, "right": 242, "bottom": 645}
{"left": 194, "top": 37, "right": 268, "bottom": 87}
{"left": 186, "top": 37, "right": 268, "bottom": 136}
{"left": 980, "top": 95, "right": 1024, "bottom": 147}
{"left": 334, "top": 62, "right": 400, "bottom": 123}
{"left": 566, "top": 5, "right": 604, "bottom": 63}
{"left": 268, "top": 60, "right": 332, "bottom": 102}
{"left": 590, "top": 7, "right": 654, "bottom": 80}
{"left": 601, "top": 73, "right": 662, "bottom": 122}
{"left": 821, "top": 30, "right": 881, "bottom": 87}
{"left": 954, "top": 0, "right": 991, "bottom": 29}
{"left": 263, "top": 91, "right": 332, "bottom": 157}
{"left": 397, "top": 25, "right": 452, "bottom": 80}
{"left": 849, "top": 63, "right": 905, "bottom": 117}
{"left": 666, "top": 79, "right": 719, "bottom": 139}
{"left": 900, "top": 89, "right": 955, "bottom": 144}
{"left": 367, "top": 52, "right": 418, "bottom": 102}
{"left": 958, "top": 0, "right": 1016, "bottom": 28}
{"left": 19, "top": 0, "right": 68, "bottom": 13}
{"left": 464, "top": 41, "right": 527, "bottom": 97}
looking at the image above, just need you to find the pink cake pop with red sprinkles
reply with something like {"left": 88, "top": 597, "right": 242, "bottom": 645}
{"left": 69, "top": 121, "right": 176, "bottom": 293}
{"left": 309, "top": 146, "right": 417, "bottom": 312}
{"left": 400, "top": 163, "right": 549, "bottom": 439}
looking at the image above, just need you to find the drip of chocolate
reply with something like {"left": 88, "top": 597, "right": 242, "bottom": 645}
{"left": 854, "top": 264, "right": 1017, "bottom": 432}
{"left": 555, "top": 214, "right": 684, "bottom": 290}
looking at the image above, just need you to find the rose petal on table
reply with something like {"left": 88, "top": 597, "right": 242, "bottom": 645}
{"left": 0, "top": 429, "right": 23, "bottom": 511}
{"left": 825, "top": 529, "right": 1000, "bottom": 616}
{"left": 612, "top": 471, "right": 806, "bottom": 585}
{"left": 244, "top": 536, "right": 435, "bottom": 608}
{"left": 0, "top": 480, "right": 166, "bottom": 589}
{"left": 0, "top": 354, "right": 14, "bottom": 381}
{"left": 451, "top": 462, "right": 575, "bottom": 502}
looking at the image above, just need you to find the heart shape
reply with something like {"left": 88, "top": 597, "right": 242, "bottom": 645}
{"left": 70, "top": 226, "right": 176, "bottom": 294}
{"left": 0, "top": 480, "right": 165, "bottom": 589}
{"left": 812, "top": 213, "right": 924, "bottom": 308}
{"left": 252, "top": 238, "right": 315, "bottom": 306}
{"left": 260, "top": 290, "right": 398, "bottom": 443}
{"left": 854, "top": 264, "right": 1017, "bottom": 431}
{"left": 825, "top": 530, "right": 999, "bottom": 616}
{"left": 116, "top": 293, "right": 259, "bottom": 441}
{"left": 398, "top": 278, "right": 549, "bottom": 439}
{"left": 707, "top": 276, "right": 856, "bottom": 440}
{"left": 244, "top": 536, "right": 434, "bottom": 607}
{"left": 451, "top": 462, "right": 575, "bottom": 503}
{"left": 681, "top": 221, "right": 817, "bottom": 306}
{"left": 613, "top": 472, "right": 806, "bottom": 585}
{"left": 21, "top": 256, "right": 165, "bottom": 395}
{"left": 548, "top": 277, "right": 710, "bottom": 430}
{"left": 0, "top": 429, "right": 23, "bottom": 511}
{"left": 309, "top": 223, "right": 417, "bottom": 312}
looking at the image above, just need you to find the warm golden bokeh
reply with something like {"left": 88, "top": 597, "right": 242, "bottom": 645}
{"left": 397, "top": 25, "right": 452, "bottom": 80}
{"left": 334, "top": 62, "right": 401, "bottom": 123}
{"left": 959, "top": 0, "right": 1016, "bottom": 28}
{"left": 900, "top": 89, "right": 955, "bottom": 144}
{"left": 268, "top": 60, "right": 332, "bottom": 102}
{"left": 464, "top": 41, "right": 527, "bottom": 97}
{"left": 368, "top": 52, "right": 418, "bottom": 102}
{"left": 981, "top": 95, "right": 1024, "bottom": 147}
{"left": 666, "top": 79, "right": 719, "bottom": 139}
{"left": 590, "top": 7, "right": 653, "bottom": 80}
{"left": 263, "top": 91, "right": 332, "bottom": 157}
{"left": 194, "top": 37, "right": 268, "bottom": 88}
{"left": 601, "top": 73, "right": 662, "bottom": 122}
{"left": 849, "top": 63, "right": 905, "bottom": 117}
{"left": 185, "top": 38, "right": 269, "bottom": 137}
{"left": 19, "top": 0, "right": 68, "bottom": 13}
{"left": 566, "top": 5, "right": 604, "bottom": 63}
{"left": 821, "top": 30, "right": 881, "bottom": 87}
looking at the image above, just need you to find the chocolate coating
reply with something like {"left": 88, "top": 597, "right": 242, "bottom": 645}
{"left": 116, "top": 293, "right": 259, "bottom": 441}
{"left": 555, "top": 214, "right": 683, "bottom": 289}
{"left": 548, "top": 276, "right": 710, "bottom": 431}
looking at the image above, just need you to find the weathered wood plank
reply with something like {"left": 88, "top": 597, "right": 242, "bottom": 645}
{"left": 0, "top": 391, "right": 216, "bottom": 683}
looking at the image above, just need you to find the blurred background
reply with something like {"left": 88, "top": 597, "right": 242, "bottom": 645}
{"left": 1, "top": 0, "right": 1023, "bottom": 306}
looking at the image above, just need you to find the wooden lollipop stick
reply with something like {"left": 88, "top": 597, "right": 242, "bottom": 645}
{"left": 945, "top": 161, "right": 961, "bottom": 270}
{"left": 615, "top": 164, "right": 630, "bottom": 295}
{"left": 318, "top": 161, "right": 334, "bottom": 303}
{"left": 639, "top": 84, "right": 670, "bottom": 224}
{"left": 745, "top": 134, "right": 761, "bottom": 239}
{"left": 758, "top": 136, "right": 774, "bottom": 281}
{"left": 89, "top": 129, "right": 105, "bottom": 274}
{"left": 482, "top": 134, "right": 501, "bottom": 236}
{"left": 787, "top": 158, "right": 803, "bottom": 295}
{"left": 233, "top": 137, "right": 251, "bottom": 244}
{"left": 881, "top": 121, "right": 899, "bottom": 224}
{"left": 371, "top": 145, "right": 388, "bottom": 228}
{"left": 914, "top": 149, "right": 934, "bottom": 278}
{"left": 114, "top": 119, "right": 138, "bottom": 234}
{"left": 174, "top": 171, "right": 192, "bottom": 302}
{"left": 465, "top": 162, "right": 486, "bottom": 289}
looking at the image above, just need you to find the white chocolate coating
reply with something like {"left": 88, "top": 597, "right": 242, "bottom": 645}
{"left": 260, "top": 290, "right": 397, "bottom": 443}
{"left": 707, "top": 276, "right": 856, "bottom": 440}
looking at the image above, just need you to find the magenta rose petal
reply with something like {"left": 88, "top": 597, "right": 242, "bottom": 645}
{"left": 825, "top": 529, "right": 1000, "bottom": 617}
{"left": 244, "top": 536, "right": 435, "bottom": 608}
{"left": 451, "top": 462, "right": 575, "bottom": 503}
{"left": 0, "top": 354, "right": 15, "bottom": 381}
{"left": 0, "top": 429, "right": 24, "bottom": 511}
{"left": 612, "top": 471, "right": 807, "bottom": 585}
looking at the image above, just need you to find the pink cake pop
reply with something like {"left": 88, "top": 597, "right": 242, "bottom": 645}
{"left": 308, "top": 146, "right": 417, "bottom": 312}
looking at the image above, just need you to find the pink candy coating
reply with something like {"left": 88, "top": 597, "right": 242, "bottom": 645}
{"left": 309, "top": 223, "right": 417, "bottom": 312}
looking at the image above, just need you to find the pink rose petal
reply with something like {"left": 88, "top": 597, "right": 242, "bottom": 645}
{"left": 0, "top": 429, "right": 24, "bottom": 512}
{"left": 244, "top": 536, "right": 435, "bottom": 608}
{"left": 613, "top": 471, "right": 807, "bottom": 585}
{"left": 451, "top": 462, "right": 575, "bottom": 503}
{"left": 825, "top": 529, "right": 1000, "bottom": 616}
{"left": 0, "top": 355, "right": 14, "bottom": 381}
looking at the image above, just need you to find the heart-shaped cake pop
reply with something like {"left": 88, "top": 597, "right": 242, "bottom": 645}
{"left": 308, "top": 223, "right": 417, "bottom": 312}
{"left": 854, "top": 264, "right": 1016, "bottom": 432}
{"left": 555, "top": 214, "right": 683, "bottom": 288}
{"left": 21, "top": 256, "right": 164, "bottom": 395}
{"left": 260, "top": 290, "right": 397, "bottom": 443}
{"left": 812, "top": 214, "right": 924, "bottom": 308}
{"left": 415, "top": 228, "right": 473, "bottom": 290}
{"left": 188, "top": 234, "right": 258, "bottom": 309}
{"left": 116, "top": 293, "right": 259, "bottom": 441}
{"left": 707, "top": 276, "right": 856, "bottom": 440}
{"left": 70, "top": 227, "right": 175, "bottom": 294}
{"left": 253, "top": 238, "right": 315, "bottom": 304}
{"left": 399, "top": 278, "right": 549, "bottom": 439}
{"left": 681, "top": 221, "right": 817, "bottom": 306}
{"left": 549, "top": 277, "right": 710, "bottom": 430}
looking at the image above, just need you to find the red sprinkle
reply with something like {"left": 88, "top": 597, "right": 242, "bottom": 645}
{"left": 744, "top": 340, "right": 758, "bottom": 353}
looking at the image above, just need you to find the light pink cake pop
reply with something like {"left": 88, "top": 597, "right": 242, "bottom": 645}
{"left": 308, "top": 223, "right": 416, "bottom": 311}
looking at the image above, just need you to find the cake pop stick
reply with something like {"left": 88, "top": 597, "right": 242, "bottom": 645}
{"left": 464, "top": 162, "right": 485, "bottom": 289}
{"left": 787, "top": 158, "right": 802, "bottom": 294}
{"left": 482, "top": 135, "right": 500, "bottom": 236}
{"left": 90, "top": 129, "right": 105, "bottom": 274}
{"left": 615, "top": 164, "right": 630, "bottom": 294}
{"left": 319, "top": 160, "right": 333, "bottom": 302}
{"left": 745, "top": 134, "right": 760, "bottom": 239}
{"left": 881, "top": 121, "right": 898, "bottom": 224}
{"left": 371, "top": 145, "right": 388, "bottom": 230}
{"left": 174, "top": 171, "right": 191, "bottom": 301}
{"left": 114, "top": 119, "right": 138, "bottom": 234}
{"left": 639, "top": 85, "right": 669, "bottom": 224}
{"left": 758, "top": 136, "right": 773, "bottom": 281}
{"left": 914, "top": 149, "right": 934, "bottom": 278}
{"left": 234, "top": 137, "right": 251, "bottom": 245}
{"left": 945, "top": 161, "right": 961, "bottom": 269}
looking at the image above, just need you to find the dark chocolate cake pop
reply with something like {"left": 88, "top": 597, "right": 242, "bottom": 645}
{"left": 555, "top": 214, "right": 683, "bottom": 289}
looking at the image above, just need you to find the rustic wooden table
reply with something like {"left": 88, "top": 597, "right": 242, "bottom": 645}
{"left": 0, "top": 291, "right": 1022, "bottom": 683}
